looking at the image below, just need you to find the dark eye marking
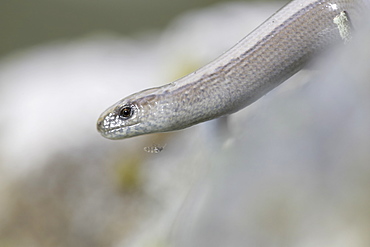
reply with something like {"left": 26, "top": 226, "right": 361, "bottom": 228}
{"left": 118, "top": 105, "right": 134, "bottom": 119}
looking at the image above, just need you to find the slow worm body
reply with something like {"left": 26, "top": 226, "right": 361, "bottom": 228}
{"left": 97, "top": 0, "right": 366, "bottom": 139}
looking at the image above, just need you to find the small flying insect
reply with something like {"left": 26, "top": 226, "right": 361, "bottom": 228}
{"left": 144, "top": 144, "right": 166, "bottom": 154}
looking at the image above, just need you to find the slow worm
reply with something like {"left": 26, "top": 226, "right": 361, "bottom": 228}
{"left": 97, "top": 0, "right": 366, "bottom": 139}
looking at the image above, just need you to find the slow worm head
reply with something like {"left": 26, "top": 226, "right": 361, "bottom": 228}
{"left": 97, "top": 87, "right": 166, "bottom": 139}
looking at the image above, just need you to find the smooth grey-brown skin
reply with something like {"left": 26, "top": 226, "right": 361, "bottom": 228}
{"left": 97, "top": 0, "right": 365, "bottom": 139}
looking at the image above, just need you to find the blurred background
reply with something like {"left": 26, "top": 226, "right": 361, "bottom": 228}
{"left": 1, "top": 0, "right": 370, "bottom": 246}
{"left": 1, "top": 0, "right": 249, "bottom": 57}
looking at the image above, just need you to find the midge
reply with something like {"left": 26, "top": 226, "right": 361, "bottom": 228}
{"left": 143, "top": 144, "right": 166, "bottom": 154}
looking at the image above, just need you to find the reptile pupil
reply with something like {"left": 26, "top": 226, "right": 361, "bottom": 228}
{"left": 119, "top": 106, "right": 133, "bottom": 119}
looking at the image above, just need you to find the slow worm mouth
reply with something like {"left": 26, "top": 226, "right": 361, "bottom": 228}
{"left": 97, "top": 119, "right": 141, "bottom": 139}
{"left": 100, "top": 129, "right": 122, "bottom": 139}
{"left": 98, "top": 126, "right": 126, "bottom": 139}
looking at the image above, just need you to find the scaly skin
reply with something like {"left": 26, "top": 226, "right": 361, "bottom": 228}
{"left": 97, "top": 0, "right": 366, "bottom": 139}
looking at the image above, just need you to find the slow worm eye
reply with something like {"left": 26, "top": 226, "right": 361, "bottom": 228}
{"left": 119, "top": 105, "right": 134, "bottom": 119}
